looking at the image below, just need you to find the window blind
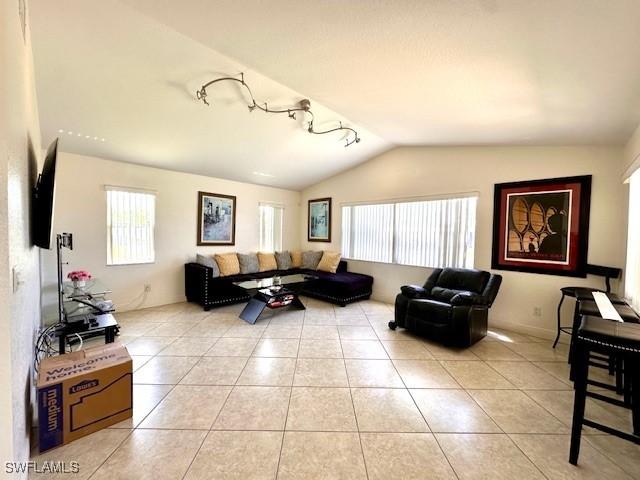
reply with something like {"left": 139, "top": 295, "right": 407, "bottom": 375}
{"left": 341, "top": 195, "right": 477, "bottom": 269}
{"left": 625, "top": 170, "right": 640, "bottom": 312}
{"left": 106, "top": 187, "right": 156, "bottom": 265}
{"left": 342, "top": 203, "right": 393, "bottom": 262}
{"left": 259, "top": 203, "right": 283, "bottom": 252}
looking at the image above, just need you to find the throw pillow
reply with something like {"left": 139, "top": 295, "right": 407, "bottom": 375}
{"left": 290, "top": 251, "right": 302, "bottom": 268}
{"left": 214, "top": 253, "right": 240, "bottom": 276}
{"left": 275, "top": 251, "right": 292, "bottom": 270}
{"left": 302, "top": 250, "right": 323, "bottom": 270}
{"left": 237, "top": 253, "right": 260, "bottom": 274}
{"left": 258, "top": 252, "right": 278, "bottom": 272}
{"left": 317, "top": 251, "right": 341, "bottom": 273}
{"left": 196, "top": 254, "right": 220, "bottom": 278}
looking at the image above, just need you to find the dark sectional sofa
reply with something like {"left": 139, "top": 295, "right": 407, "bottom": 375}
{"left": 185, "top": 260, "right": 373, "bottom": 310}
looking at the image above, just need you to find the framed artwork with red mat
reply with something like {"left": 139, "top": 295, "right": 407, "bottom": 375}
{"left": 491, "top": 175, "right": 592, "bottom": 277}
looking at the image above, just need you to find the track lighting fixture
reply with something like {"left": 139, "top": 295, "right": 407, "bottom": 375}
{"left": 196, "top": 73, "right": 360, "bottom": 147}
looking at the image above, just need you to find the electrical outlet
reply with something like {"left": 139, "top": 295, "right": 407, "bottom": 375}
{"left": 533, "top": 306, "right": 542, "bottom": 317}
{"left": 144, "top": 284, "right": 151, "bottom": 293}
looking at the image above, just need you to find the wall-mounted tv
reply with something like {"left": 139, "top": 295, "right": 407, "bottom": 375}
{"left": 33, "top": 138, "right": 58, "bottom": 249}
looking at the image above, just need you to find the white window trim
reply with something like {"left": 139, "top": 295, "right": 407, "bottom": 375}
{"left": 340, "top": 191, "right": 479, "bottom": 269}
{"left": 104, "top": 184, "right": 157, "bottom": 195}
{"left": 105, "top": 185, "right": 157, "bottom": 266}
{"left": 258, "top": 201, "right": 285, "bottom": 208}
{"left": 625, "top": 170, "right": 640, "bottom": 312}
{"left": 340, "top": 191, "right": 480, "bottom": 207}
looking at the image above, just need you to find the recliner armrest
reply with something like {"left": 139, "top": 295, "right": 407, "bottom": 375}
{"left": 481, "top": 274, "right": 502, "bottom": 307}
{"left": 401, "top": 285, "right": 428, "bottom": 298}
{"left": 450, "top": 292, "right": 487, "bottom": 306}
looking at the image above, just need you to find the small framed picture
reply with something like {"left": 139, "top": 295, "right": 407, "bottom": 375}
{"left": 491, "top": 175, "right": 592, "bottom": 277}
{"left": 197, "top": 192, "right": 236, "bottom": 246}
{"left": 308, "top": 197, "right": 332, "bottom": 242}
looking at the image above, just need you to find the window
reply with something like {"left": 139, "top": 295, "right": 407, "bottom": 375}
{"left": 341, "top": 194, "right": 477, "bottom": 269}
{"left": 625, "top": 170, "right": 640, "bottom": 312}
{"left": 106, "top": 186, "right": 156, "bottom": 265}
{"left": 259, "top": 203, "right": 283, "bottom": 252}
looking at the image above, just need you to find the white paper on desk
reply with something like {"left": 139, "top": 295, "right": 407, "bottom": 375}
{"left": 592, "top": 292, "right": 623, "bottom": 322}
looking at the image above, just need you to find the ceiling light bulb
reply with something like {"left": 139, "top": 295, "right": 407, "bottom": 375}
{"left": 67, "top": 131, "right": 73, "bottom": 135}
{"left": 58, "top": 129, "right": 64, "bottom": 133}
{"left": 85, "top": 135, "right": 90, "bottom": 138}
{"left": 101, "top": 138, "right": 105, "bottom": 142}
{"left": 77, "top": 133, "right": 82, "bottom": 137}
{"left": 93, "top": 136, "right": 98, "bottom": 140}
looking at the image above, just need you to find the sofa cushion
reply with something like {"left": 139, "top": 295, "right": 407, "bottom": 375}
{"left": 430, "top": 287, "right": 465, "bottom": 303}
{"left": 317, "top": 251, "right": 341, "bottom": 273}
{"left": 258, "top": 252, "right": 278, "bottom": 272}
{"left": 196, "top": 254, "right": 220, "bottom": 278}
{"left": 215, "top": 253, "right": 240, "bottom": 276}
{"left": 215, "top": 252, "right": 240, "bottom": 277}
{"left": 435, "top": 269, "right": 490, "bottom": 294}
{"left": 451, "top": 291, "right": 487, "bottom": 306}
{"left": 401, "top": 285, "right": 427, "bottom": 298}
{"left": 291, "top": 251, "right": 302, "bottom": 268}
{"left": 275, "top": 251, "right": 292, "bottom": 270}
{"left": 312, "top": 270, "right": 373, "bottom": 292}
{"left": 237, "top": 253, "right": 260, "bottom": 274}
{"left": 302, "top": 250, "right": 323, "bottom": 269}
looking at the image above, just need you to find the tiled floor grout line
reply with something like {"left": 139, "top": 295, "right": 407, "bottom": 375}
{"left": 106, "top": 302, "right": 637, "bottom": 479}
{"left": 274, "top": 376, "right": 294, "bottom": 480}
{"left": 503, "top": 432, "right": 553, "bottom": 480}
{"left": 104, "top": 426, "right": 620, "bottom": 434}
{"left": 372, "top": 317, "right": 572, "bottom": 480}
{"left": 88, "top": 342, "right": 184, "bottom": 479}
{"left": 442, "top": 350, "right": 578, "bottom": 480}
{"left": 426, "top": 358, "right": 555, "bottom": 480}
{"left": 581, "top": 435, "right": 639, "bottom": 479}
{"left": 385, "top": 335, "right": 462, "bottom": 480}
{"left": 340, "top": 323, "right": 372, "bottom": 480}
{"left": 178, "top": 429, "right": 209, "bottom": 480}
{"left": 85, "top": 428, "right": 136, "bottom": 480}
{"left": 275, "top": 308, "right": 307, "bottom": 480}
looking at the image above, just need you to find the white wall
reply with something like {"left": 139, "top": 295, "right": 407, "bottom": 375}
{"left": 301, "top": 146, "right": 627, "bottom": 339}
{"left": 624, "top": 123, "right": 640, "bottom": 179}
{"left": 0, "top": 0, "right": 43, "bottom": 469}
{"left": 41, "top": 152, "right": 301, "bottom": 315}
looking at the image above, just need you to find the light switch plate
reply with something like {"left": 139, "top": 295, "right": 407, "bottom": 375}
{"left": 12, "top": 267, "right": 22, "bottom": 293}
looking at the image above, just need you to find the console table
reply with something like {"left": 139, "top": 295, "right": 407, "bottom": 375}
{"left": 56, "top": 278, "right": 119, "bottom": 354}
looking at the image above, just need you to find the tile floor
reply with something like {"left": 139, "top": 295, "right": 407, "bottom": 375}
{"left": 30, "top": 298, "right": 640, "bottom": 479}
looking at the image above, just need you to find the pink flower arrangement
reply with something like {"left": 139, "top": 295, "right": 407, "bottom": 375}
{"left": 67, "top": 270, "right": 92, "bottom": 281}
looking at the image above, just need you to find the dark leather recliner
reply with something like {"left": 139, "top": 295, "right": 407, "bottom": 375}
{"left": 390, "top": 268, "right": 502, "bottom": 347}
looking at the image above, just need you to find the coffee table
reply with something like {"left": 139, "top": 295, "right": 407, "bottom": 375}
{"left": 233, "top": 274, "right": 317, "bottom": 324}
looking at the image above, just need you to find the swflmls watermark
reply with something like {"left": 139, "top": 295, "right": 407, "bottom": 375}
{"left": 5, "top": 461, "right": 80, "bottom": 475}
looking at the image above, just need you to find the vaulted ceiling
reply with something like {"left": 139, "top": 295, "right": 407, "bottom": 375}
{"left": 30, "top": 0, "right": 640, "bottom": 189}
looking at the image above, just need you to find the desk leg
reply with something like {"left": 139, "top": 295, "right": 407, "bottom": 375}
{"left": 105, "top": 326, "right": 116, "bottom": 343}
{"left": 632, "top": 357, "right": 640, "bottom": 435}
{"left": 59, "top": 333, "right": 66, "bottom": 355}
{"left": 553, "top": 293, "right": 565, "bottom": 348}
{"left": 569, "top": 341, "right": 589, "bottom": 465}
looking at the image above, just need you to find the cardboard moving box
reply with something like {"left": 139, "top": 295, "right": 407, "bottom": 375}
{"left": 37, "top": 342, "right": 133, "bottom": 452}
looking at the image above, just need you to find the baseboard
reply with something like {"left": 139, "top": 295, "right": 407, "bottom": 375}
{"left": 488, "top": 318, "right": 569, "bottom": 344}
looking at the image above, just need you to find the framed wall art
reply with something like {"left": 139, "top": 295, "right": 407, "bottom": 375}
{"left": 491, "top": 175, "right": 592, "bottom": 277}
{"left": 308, "top": 197, "right": 331, "bottom": 242}
{"left": 197, "top": 192, "right": 236, "bottom": 246}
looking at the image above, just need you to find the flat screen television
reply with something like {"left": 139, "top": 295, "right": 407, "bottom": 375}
{"left": 33, "top": 138, "right": 58, "bottom": 249}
